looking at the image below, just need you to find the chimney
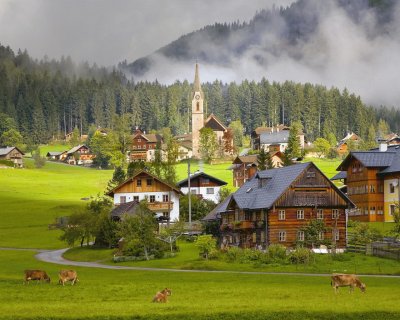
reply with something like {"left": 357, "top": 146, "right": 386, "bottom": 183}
{"left": 379, "top": 142, "right": 388, "bottom": 152}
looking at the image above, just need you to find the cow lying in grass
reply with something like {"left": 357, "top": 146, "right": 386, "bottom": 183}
{"left": 152, "top": 288, "right": 172, "bottom": 303}
{"left": 24, "top": 270, "right": 50, "bottom": 284}
{"left": 58, "top": 270, "right": 79, "bottom": 286}
{"left": 331, "top": 274, "right": 366, "bottom": 293}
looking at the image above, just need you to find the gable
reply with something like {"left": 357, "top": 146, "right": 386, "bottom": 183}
{"left": 204, "top": 115, "right": 226, "bottom": 132}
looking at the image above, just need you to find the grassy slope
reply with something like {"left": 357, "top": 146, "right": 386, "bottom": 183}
{"left": 0, "top": 159, "right": 112, "bottom": 249}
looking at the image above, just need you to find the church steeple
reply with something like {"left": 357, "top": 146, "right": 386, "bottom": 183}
{"left": 193, "top": 63, "right": 203, "bottom": 98}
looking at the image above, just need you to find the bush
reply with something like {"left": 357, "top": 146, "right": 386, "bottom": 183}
{"left": 289, "top": 247, "right": 312, "bottom": 264}
{"left": 0, "top": 160, "right": 14, "bottom": 167}
{"left": 267, "top": 244, "right": 287, "bottom": 263}
{"left": 225, "top": 246, "right": 242, "bottom": 262}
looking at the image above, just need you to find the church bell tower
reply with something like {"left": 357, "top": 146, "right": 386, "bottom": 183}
{"left": 191, "top": 63, "right": 204, "bottom": 158}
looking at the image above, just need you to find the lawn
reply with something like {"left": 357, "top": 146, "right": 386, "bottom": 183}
{"left": 64, "top": 241, "right": 400, "bottom": 276}
{"left": 1, "top": 249, "right": 400, "bottom": 320}
{"left": 0, "top": 159, "right": 112, "bottom": 249}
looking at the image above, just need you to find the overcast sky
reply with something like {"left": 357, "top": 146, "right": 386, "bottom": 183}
{"left": 0, "top": 0, "right": 294, "bottom": 66}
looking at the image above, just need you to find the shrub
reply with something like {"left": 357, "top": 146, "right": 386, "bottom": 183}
{"left": 267, "top": 244, "right": 287, "bottom": 263}
{"left": 289, "top": 247, "right": 312, "bottom": 264}
{"left": 225, "top": 246, "right": 242, "bottom": 262}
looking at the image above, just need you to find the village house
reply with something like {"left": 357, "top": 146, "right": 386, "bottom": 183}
{"left": 64, "top": 145, "right": 95, "bottom": 165}
{"left": 130, "top": 129, "right": 164, "bottom": 162}
{"left": 204, "top": 162, "right": 353, "bottom": 249}
{"left": 176, "top": 171, "right": 227, "bottom": 203}
{"left": 0, "top": 146, "right": 24, "bottom": 167}
{"left": 386, "top": 133, "right": 400, "bottom": 146}
{"left": 46, "top": 151, "right": 67, "bottom": 161}
{"left": 336, "top": 132, "right": 362, "bottom": 157}
{"left": 251, "top": 125, "right": 305, "bottom": 152}
{"left": 334, "top": 144, "right": 400, "bottom": 222}
{"left": 106, "top": 170, "right": 183, "bottom": 222}
{"left": 230, "top": 152, "right": 284, "bottom": 188}
{"left": 174, "top": 134, "right": 193, "bottom": 161}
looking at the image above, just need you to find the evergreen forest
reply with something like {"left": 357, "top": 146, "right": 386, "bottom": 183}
{"left": 0, "top": 43, "right": 399, "bottom": 148}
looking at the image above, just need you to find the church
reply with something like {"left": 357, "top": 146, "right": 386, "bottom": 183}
{"left": 190, "top": 63, "right": 232, "bottom": 159}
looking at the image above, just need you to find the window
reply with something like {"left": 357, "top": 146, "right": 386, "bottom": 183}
{"left": 390, "top": 183, "right": 395, "bottom": 193}
{"left": 334, "top": 230, "right": 339, "bottom": 241}
{"left": 390, "top": 204, "right": 396, "bottom": 216}
{"left": 370, "top": 185, "right": 375, "bottom": 193}
{"left": 137, "top": 138, "right": 141, "bottom": 142}
{"left": 317, "top": 209, "right": 324, "bottom": 220}
{"left": 133, "top": 196, "right": 139, "bottom": 202}
{"left": 297, "top": 231, "right": 305, "bottom": 241}
{"left": 332, "top": 209, "right": 339, "bottom": 219}
{"left": 149, "top": 195, "right": 155, "bottom": 203}
{"left": 370, "top": 206, "right": 376, "bottom": 215}
{"left": 162, "top": 194, "right": 169, "bottom": 202}
{"left": 203, "top": 178, "right": 210, "bottom": 184}
{"left": 137, "top": 179, "right": 142, "bottom": 187}
{"left": 190, "top": 189, "right": 197, "bottom": 194}
{"left": 196, "top": 102, "right": 200, "bottom": 111}
{"left": 306, "top": 171, "right": 316, "bottom": 178}
{"left": 377, "top": 206, "right": 383, "bottom": 215}
{"left": 206, "top": 188, "right": 214, "bottom": 194}
{"left": 278, "top": 231, "right": 286, "bottom": 242}
{"left": 278, "top": 210, "right": 285, "bottom": 221}
{"left": 318, "top": 232, "right": 324, "bottom": 241}
{"left": 120, "top": 196, "right": 126, "bottom": 204}
{"left": 146, "top": 178, "right": 152, "bottom": 186}
{"left": 297, "top": 209, "right": 304, "bottom": 220}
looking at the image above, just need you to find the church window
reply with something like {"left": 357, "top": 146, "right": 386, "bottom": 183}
{"left": 196, "top": 102, "right": 200, "bottom": 111}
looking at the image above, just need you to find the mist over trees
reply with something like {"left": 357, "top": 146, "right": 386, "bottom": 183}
{"left": 0, "top": 43, "right": 399, "bottom": 148}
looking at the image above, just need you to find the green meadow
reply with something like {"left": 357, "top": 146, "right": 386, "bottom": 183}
{"left": 1, "top": 156, "right": 400, "bottom": 319}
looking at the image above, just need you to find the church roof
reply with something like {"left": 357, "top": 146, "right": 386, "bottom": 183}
{"left": 204, "top": 113, "right": 227, "bottom": 132}
{"left": 192, "top": 63, "right": 203, "bottom": 98}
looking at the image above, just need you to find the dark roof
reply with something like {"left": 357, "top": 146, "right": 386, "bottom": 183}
{"left": 110, "top": 201, "right": 139, "bottom": 218}
{"left": 202, "top": 195, "right": 232, "bottom": 221}
{"left": 176, "top": 171, "right": 227, "bottom": 187}
{"left": 204, "top": 114, "right": 227, "bottom": 132}
{"left": 231, "top": 163, "right": 310, "bottom": 210}
{"left": 232, "top": 155, "right": 258, "bottom": 165}
{"left": 46, "top": 151, "right": 65, "bottom": 156}
{"left": 106, "top": 170, "right": 183, "bottom": 197}
{"left": 259, "top": 131, "right": 289, "bottom": 145}
{"left": 331, "top": 171, "right": 347, "bottom": 180}
{"left": 66, "top": 145, "right": 89, "bottom": 155}
{"left": 0, "top": 146, "right": 25, "bottom": 156}
{"left": 337, "top": 150, "right": 397, "bottom": 171}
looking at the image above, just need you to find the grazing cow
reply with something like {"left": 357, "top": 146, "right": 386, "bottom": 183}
{"left": 331, "top": 274, "right": 366, "bottom": 293}
{"left": 24, "top": 270, "right": 51, "bottom": 284}
{"left": 152, "top": 288, "right": 172, "bottom": 303}
{"left": 58, "top": 270, "right": 79, "bottom": 286}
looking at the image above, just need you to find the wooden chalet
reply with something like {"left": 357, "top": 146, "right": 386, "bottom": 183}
{"left": 206, "top": 162, "right": 353, "bottom": 249}
{"left": 46, "top": 151, "right": 67, "bottom": 161}
{"left": 335, "top": 144, "right": 400, "bottom": 222}
{"left": 106, "top": 170, "right": 183, "bottom": 222}
{"left": 130, "top": 130, "right": 163, "bottom": 162}
{"left": 0, "top": 146, "right": 24, "bottom": 167}
{"left": 231, "top": 155, "right": 258, "bottom": 188}
{"left": 336, "top": 132, "right": 362, "bottom": 157}
{"left": 64, "top": 145, "right": 94, "bottom": 165}
{"left": 176, "top": 171, "right": 227, "bottom": 203}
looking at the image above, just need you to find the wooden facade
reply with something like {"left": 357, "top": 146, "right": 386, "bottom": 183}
{"left": 0, "top": 147, "right": 24, "bottom": 167}
{"left": 219, "top": 163, "right": 351, "bottom": 249}
{"left": 231, "top": 155, "right": 258, "bottom": 188}
{"left": 130, "top": 130, "right": 163, "bottom": 162}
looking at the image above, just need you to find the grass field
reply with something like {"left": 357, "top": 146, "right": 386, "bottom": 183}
{"left": 1, "top": 249, "right": 400, "bottom": 320}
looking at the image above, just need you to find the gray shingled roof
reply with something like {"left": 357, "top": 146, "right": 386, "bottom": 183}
{"left": 202, "top": 195, "right": 232, "bottom": 221}
{"left": 331, "top": 171, "right": 347, "bottom": 180}
{"left": 47, "top": 151, "right": 65, "bottom": 156}
{"left": 66, "top": 145, "right": 88, "bottom": 155}
{"left": 259, "top": 131, "right": 289, "bottom": 145}
{"left": 0, "top": 146, "right": 25, "bottom": 156}
{"left": 176, "top": 171, "right": 227, "bottom": 187}
{"left": 110, "top": 201, "right": 139, "bottom": 219}
{"left": 379, "top": 147, "right": 400, "bottom": 175}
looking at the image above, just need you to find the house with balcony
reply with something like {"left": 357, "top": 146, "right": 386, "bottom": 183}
{"left": 336, "top": 132, "right": 362, "bottom": 157}
{"left": 230, "top": 155, "right": 258, "bottom": 188}
{"left": 176, "top": 171, "right": 227, "bottom": 203}
{"left": 204, "top": 162, "right": 353, "bottom": 249}
{"left": 64, "top": 145, "right": 95, "bottom": 165}
{"left": 130, "top": 130, "right": 164, "bottom": 162}
{"left": 106, "top": 170, "right": 183, "bottom": 222}
{"left": 0, "top": 146, "right": 24, "bottom": 167}
{"left": 335, "top": 144, "right": 400, "bottom": 222}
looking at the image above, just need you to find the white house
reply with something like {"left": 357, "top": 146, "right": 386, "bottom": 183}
{"left": 106, "top": 170, "right": 183, "bottom": 222}
{"left": 176, "top": 171, "right": 227, "bottom": 203}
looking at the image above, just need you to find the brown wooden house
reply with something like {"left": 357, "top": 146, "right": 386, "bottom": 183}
{"left": 0, "top": 146, "right": 24, "bottom": 167}
{"left": 130, "top": 130, "right": 163, "bottom": 162}
{"left": 205, "top": 162, "right": 353, "bottom": 249}
{"left": 230, "top": 155, "right": 258, "bottom": 188}
{"left": 64, "top": 145, "right": 94, "bottom": 165}
{"left": 336, "top": 132, "right": 362, "bottom": 157}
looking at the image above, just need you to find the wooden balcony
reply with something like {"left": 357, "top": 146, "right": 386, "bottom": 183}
{"left": 234, "top": 220, "right": 255, "bottom": 230}
{"left": 147, "top": 201, "right": 174, "bottom": 212}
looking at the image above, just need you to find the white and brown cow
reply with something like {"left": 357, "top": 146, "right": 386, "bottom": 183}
{"left": 58, "top": 270, "right": 79, "bottom": 286}
{"left": 24, "top": 270, "right": 51, "bottom": 284}
{"left": 331, "top": 273, "right": 366, "bottom": 293}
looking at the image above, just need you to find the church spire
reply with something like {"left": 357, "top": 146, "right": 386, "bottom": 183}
{"left": 193, "top": 63, "right": 203, "bottom": 96}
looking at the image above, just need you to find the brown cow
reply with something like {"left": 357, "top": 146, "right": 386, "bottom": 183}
{"left": 331, "top": 274, "right": 366, "bottom": 293}
{"left": 152, "top": 288, "right": 172, "bottom": 303}
{"left": 24, "top": 270, "right": 51, "bottom": 284}
{"left": 58, "top": 270, "right": 79, "bottom": 286}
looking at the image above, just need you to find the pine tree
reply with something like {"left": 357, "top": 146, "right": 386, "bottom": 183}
{"left": 285, "top": 121, "right": 302, "bottom": 160}
{"left": 106, "top": 166, "right": 126, "bottom": 193}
